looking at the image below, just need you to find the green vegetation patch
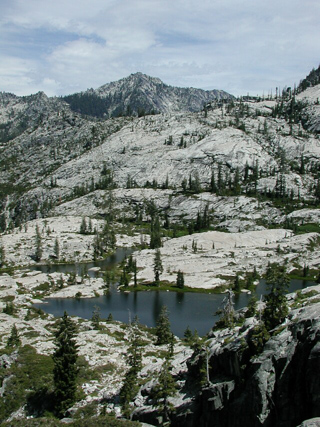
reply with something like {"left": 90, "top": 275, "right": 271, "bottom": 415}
{"left": 124, "top": 282, "right": 227, "bottom": 294}
{"left": 0, "top": 345, "right": 54, "bottom": 423}
{"left": 295, "top": 223, "right": 320, "bottom": 234}
{"left": 1, "top": 415, "right": 141, "bottom": 426}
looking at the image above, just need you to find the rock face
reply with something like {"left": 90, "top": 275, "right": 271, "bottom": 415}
{"left": 133, "top": 287, "right": 320, "bottom": 427}
{"left": 64, "top": 72, "right": 234, "bottom": 117}
{"left": 1, "top": 75, "right": 320, "bottom": 233}
{"left": 192, "top": 305, "right": 320, "bottom": 427}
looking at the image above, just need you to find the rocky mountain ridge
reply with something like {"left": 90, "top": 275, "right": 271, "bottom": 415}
{"left": 63, "top": 72, "right": 234, "bottom": 117}
{"left": 1, "top": 82, "right": 320, "bottom": 234}
{"left": 0, "top": 65, "right": 320, "bottom": 424}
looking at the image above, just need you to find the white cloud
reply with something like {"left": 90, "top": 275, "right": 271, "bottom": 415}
{"left": 0, "top": 0, "right": 319, "bottom": 96}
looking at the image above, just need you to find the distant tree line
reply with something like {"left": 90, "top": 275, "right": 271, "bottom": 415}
{"left": 63, "top": 92, "right": 159, "bottom": 119}
{"left": 297, "top": 64, "right": 320, "bottom": 93}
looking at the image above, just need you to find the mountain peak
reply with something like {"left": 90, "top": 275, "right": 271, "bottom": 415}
{"left": 63, "top": 73, "right": 234, "bottom": 118}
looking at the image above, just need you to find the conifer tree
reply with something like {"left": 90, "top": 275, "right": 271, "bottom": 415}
{"left": 156, "top": 306, "right": 172, "bottom": 345}
{"left": 6, "top": 324, "right": 21, "bottom": 348}
{"left": 133, "top": 259, "right": 138, "bottom": 287}
{"left": 215, "top": 290, "right": 235, "bottom": 329}
{"left": 120, "top": 323, "right": 143, "bottom": 416}
{"left": 152, "top": 358, "right": 177, "bottom": 424}
{"left": 210, "top": 170, "right": 217, "bottom": 193}
{"left": 35, "top": 225, "right": 43, "bottom": 262}
{"left": 91, "top": 305, "right": 101, "bottom": 330}
{"left": 153, "top": 248, "right": 163, "bottom": 286}
{"left": 176, "top": 270, "right": 185, "bottom": 289}
{"left": 0, "top": 244, "right": 5, "bottom": 268}
{"left": 183, "top": 326, "right": 193, "bottom": 344}
{"left": 262, "top": 264, "right": 289, "bottom": 330}
{"left": 79, "top": 217, "right": 87, "bottom": 234}
{"left": 150, "top": 215, "right": 162, "bottom": 249}
{"left": 54, "top": 237, "right": 60, "bottom": 260}
{"left": 234, "top": 273, "right": 241, "bottom": 292}
{"left": 52, "top": 312, "right": 78, "bottom": 417}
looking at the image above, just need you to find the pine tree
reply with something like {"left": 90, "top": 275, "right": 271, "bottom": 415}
{"left": 120, "top": 323, "right": 143, "bottom": 416}
{"left": 6, "top": 324, "right": 21, "bottom": 348}
{"left": 215, "top": 290, "right": 235, "bottom": 329}
{"left": 133, "top": 259, "right": 138, "bottom": 287}
{"left": 156, "top": 306, "right": 172, "bottom": 345}
{"left": 183, "top": 326, "right": 193, "bottom": 344}
{"left": 234, "top": 273, "right": 241, "bottom": 292}
{"left": 209, "top": 169, "right": 217, "bottom": 193}
{"left": 315, "top": 179, "right": 320, "bottom": 203}
{"left": 52, "top": 312, "right": 78, "bottom": 417}
{"left": 245, "top": 295, "right": 258, "bottom": 318}
{"left": 119, "top": 266, "right": 129, "bottom": 287}
{"left": 152, "top": 358, "right": 177, "bottom": 424}
{"left": 0, "top": 244, "right": 5, "bottom": 268}
{"left": 262, "top": 264, "right": 289, "bottom": 330}
{"left": 80, "top": 217, "right": 87, "bottom": 234}
{"left": 176, "top": 270, "right": 185, "bottom": 289}
{"left": 150, "top": 215, "right": 162, "bottom": 249}
{"left": 54, "top": 237, "right": 60, "bottom": 260}
{"left": 153, "top": 248, "right": 163, "bottom": 286}
{"left": 35, "top": 225, "right": 43, "bottom": 262}
{"left": 91, "top": 305, "right": 101, "bottom": 330}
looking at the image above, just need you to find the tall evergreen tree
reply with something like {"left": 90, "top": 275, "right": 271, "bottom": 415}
{"left": 176, "top": 270, "right": 185, "bottom": 289}
{"left": 150, "top": 215, "right": 162, "bottom": 249}
{"left": 215, "top": 290, "right": 235, "bottom": 329}
{"left": 79, "top": 217, "right": 87, "bottom": 234}
{"left": 210, "top": 169, "right": 217, "bottom": 193}
{"left": 54, "top": 237, "right": 60, "bottom": 260}
{"left": 155, "top": 306, "right": 172, "bottom": 345}
{"left": 35, "top": 225, "right": 43, "bottom": 262}
{"left": 0, "top": 244, "right": 5, "bottom": 268}
{"left": 262, "top": 264, "right": 289, "bottom": 330}
{"left": 91, "top": 305, "right": 101, "bottom": 330}
{"left": 6, "top": 324, "right": 21, "bottom": 348}
{"left": 152, "top": 358, "right": 177, "bottom": 424}
{"left": 315, "top": 178, "right": 320, "bottom": 203}
{"left": 52, "top": 312, "right": 78, "bottom": 417}
{"left": 153, "top": 248, "right": 163, "bottom": 286}
{"left": 120, "top": 323, "right": 143, "bottom": 416}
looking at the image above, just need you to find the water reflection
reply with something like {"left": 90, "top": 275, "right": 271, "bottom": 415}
{"left": 152, "top": 291, "right": 161, "bottom": 324}
{"left": 29, "top": 248, "right": 134, "bottom": 278}
{"left": 35, "top": 274, "right": 316, "bottom": 338}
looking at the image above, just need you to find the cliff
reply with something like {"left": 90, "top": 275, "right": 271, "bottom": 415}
{"left": 133, "top": 286, "right": 320, "bottom": 427}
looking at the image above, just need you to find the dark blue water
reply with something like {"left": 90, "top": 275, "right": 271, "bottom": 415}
{"left": 35, "top": 278, "right": 315, "bottom": 338}
{"left": 30, "top": 248, "right": 133, "bottom": 277}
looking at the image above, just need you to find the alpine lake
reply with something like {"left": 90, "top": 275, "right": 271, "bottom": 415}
{"left": 34, "top": 248, "right": 315, "bottom": 337}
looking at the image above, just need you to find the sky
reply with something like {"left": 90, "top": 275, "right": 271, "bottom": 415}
{"left": 0, "top": 0, "right": 319, "bottom": 97}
